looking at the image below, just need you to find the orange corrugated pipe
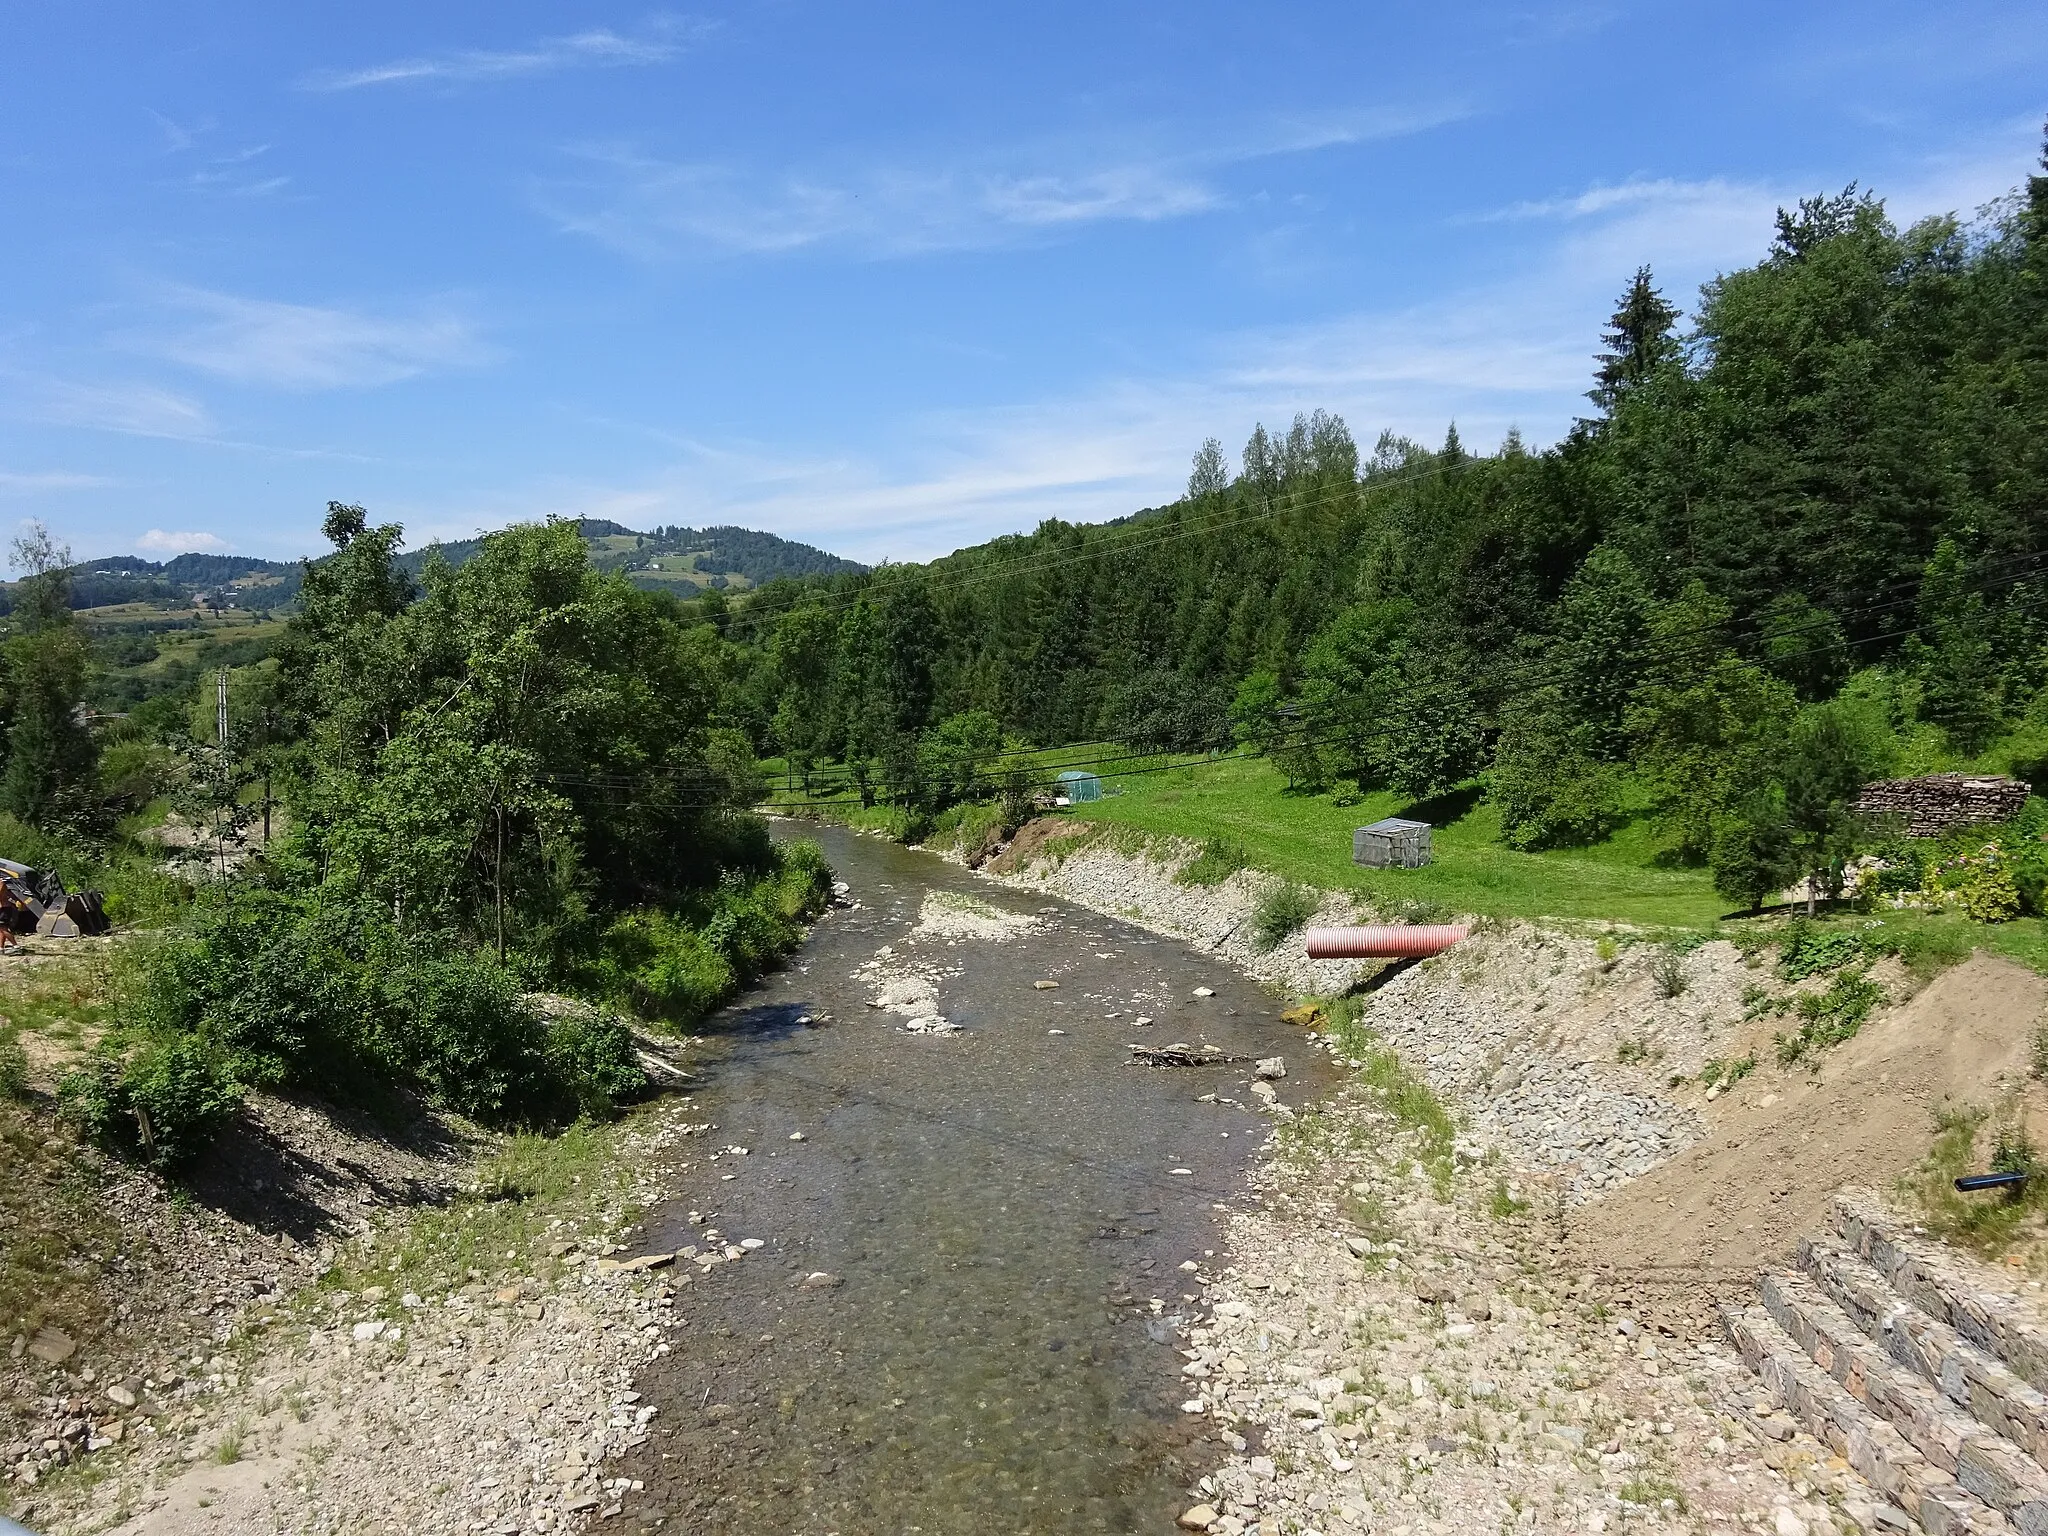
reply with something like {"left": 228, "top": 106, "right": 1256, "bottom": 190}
{"left": 1305, "top": 924, "right": 1470, "bottom": 959}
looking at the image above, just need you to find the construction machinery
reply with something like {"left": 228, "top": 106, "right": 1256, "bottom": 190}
{"left": 0, "top": 857, "right": 110, "bottom": 941}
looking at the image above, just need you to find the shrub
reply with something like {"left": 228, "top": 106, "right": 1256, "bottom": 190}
{"left": 1776, "top": 919, "right": 1867, "bottom": 980}
{"left": 382, "top": 954, "right": 550, "bottom": 1122}
{"left": 770, "top": 837, "right": 834, "bottom": 918}
{"left": 543, "top": 1008, "right": 646, "bottom": 1119}
{"left": 1252, "top": 881, "right": 1320, "bottom": 952}
{"left": 1489, "top": 692, "right": 1625, "bottom": 851}
{"left": 1991, "top": 1109, "right": 2039, "bottom": 1180}
{"left": 59, "top": 1034, "right": 244, "bottom": 1169}
{"left": 601, "top": 909, "right": 736, "bottom": 1024}
{"left": 1776, "top": 967, "right": 1886, "bottom": 1063}
{"left": 1926, "top": 842, "right": 2023, "bottom": 922}
{"left": 1649, "top": 945, "right": 1689, "bottom": 998}
{"left": 999, "top": 766, "right": 1037, "bottom": 835}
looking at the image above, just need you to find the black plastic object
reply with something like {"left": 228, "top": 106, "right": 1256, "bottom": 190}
{"left": 1954, "top": 1171, "right": 2031, "bottom": 1193}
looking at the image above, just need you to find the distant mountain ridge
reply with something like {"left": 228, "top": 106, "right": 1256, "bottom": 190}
{"left": 400, "top": 519, "right": 866, "bottom": 592}
{"left": 2, "top": 518, "right": 863, "bottom": 615}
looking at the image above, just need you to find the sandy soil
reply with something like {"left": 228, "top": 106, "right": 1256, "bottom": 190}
{"left": 1567, "top": 953, "right": 2048, "bottom": 1331}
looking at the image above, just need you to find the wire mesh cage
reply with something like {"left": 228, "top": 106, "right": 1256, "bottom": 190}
{"left": 1353, "top": 817, "right": 1431, "bottom": 868}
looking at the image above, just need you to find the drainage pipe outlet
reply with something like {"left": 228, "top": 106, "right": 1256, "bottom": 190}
{"left": 1304, "top": 924, "right": 1470, "bottom": 960}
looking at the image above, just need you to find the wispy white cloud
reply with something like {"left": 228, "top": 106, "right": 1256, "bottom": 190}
{"left": 185, "top": 144, "right": 292, "bottom": 199}
{"left": 147, "top": 109, "right": 208, "bottom": 154}
{"left": 137, "top": 528, "right": 230, "bottom": 554}
{"left": 0, "top": 469, "right": 116, "bottom": 494}
{"left": 541, "top": 152, "right": 1222, "bottom": 258}
{"left": 303, "top": 21, "right": 706, "bottom": 92}
{"left": 539, "top": 104, "right": 1468, "bottom": 260}
{"left": 129, "top": 285, "right": 488, "bottom": 390}
{"left": 38, "top": 380, "right": 214, "bottom": 440}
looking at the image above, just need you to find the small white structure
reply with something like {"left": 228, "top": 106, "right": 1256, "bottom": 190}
{"left": 1353, "top": 817, "right": 1432, "bottom": 869}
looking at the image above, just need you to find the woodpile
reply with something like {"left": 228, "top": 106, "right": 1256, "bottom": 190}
{"left": 1852, "top": 773, "right": 2031, "bottom": 837}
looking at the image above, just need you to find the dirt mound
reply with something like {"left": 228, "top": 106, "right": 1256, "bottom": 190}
{"left": 1565, "top": 952, "right": 2048, "bottom": 1330}
{"left": 982, "top": 814, "right": 1090, "bottom": 874}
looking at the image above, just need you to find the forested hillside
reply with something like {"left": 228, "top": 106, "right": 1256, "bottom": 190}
{"left": 400, "top": 517, "right": 863, "bottom": 594}
{"left": 719, "top": 139, "right": 2048, "bottom": 916}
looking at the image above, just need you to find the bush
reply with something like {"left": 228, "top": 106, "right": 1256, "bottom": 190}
{"left": 1710, "top": 792, "right": 1797, "bottom": 912}
{"left": 1650, "top": 945, "right": 1689, "bottom": 998}
{"left": 383, "top": 954, "right": 551, "bottom": 1122}
{"left": 600, "top": 908, "right": 737, "bottom": 1024}
{"left": 1489, "top": 692, "right": 1625, "bottom": 851}
{"left": 1252, "top": 881, "right": 1320, "bottom": 952}
{"left": 1926, "top": 842, "right": 2024, "bottom": 922}
{"left": 1776, "top": 967, "right": 1886, "bottom": 1063}
{"left": 59, "top": 1033, "right": 244, "bottom": 1169}
{"left": 769, "top": 838, "right": 834, "bottom": 919}
{"left": 543, "top": 1008, "right": 646, "bottom": 1119}
{"left": 1777, "top": 918, "right": 1869, "bottom": 979}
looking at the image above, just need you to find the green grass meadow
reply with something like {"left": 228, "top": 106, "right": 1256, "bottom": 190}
{"left": 766, "top": 744, "right": 2048, "bottom": 962}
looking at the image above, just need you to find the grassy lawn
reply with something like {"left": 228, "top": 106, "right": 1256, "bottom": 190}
{"left": 1062, "top": 752, "right": 1729, "bottom": 928}
{"left": 764, "top": 744, "right": 2048, "bottom": 959}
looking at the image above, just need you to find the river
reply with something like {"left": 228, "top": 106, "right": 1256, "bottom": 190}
{"left": 612, "top": 824, "right": 1330, "bottom": 1533}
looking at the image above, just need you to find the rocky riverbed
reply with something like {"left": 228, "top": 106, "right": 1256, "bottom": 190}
{"left": 981, "top": 818, "right": 1917, "bottom": 1533}
{"left": 984, "top": 820, "right": 1767, "bottom": 1199}
{"left": 9, "top": 816, "right": 1924, "bottom": 1536}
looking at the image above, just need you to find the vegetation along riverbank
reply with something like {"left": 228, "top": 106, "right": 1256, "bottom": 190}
{"left": 6, "top": 125, "right": 2048, "bottom": 1536}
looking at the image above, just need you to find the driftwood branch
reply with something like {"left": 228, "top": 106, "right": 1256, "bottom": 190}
{"left": 1127, "top": 1044, "right": 1252, "bottom": 1068}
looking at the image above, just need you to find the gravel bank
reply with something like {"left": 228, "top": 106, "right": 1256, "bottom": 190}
{"left": 982, "top": 821, "right": 1760, "bottom": 1199}
{"left": 1165, "top": 1088, "right": 1899, "bottom": 1536}
{"left": 11, "top": 1096, "right": 715, "bottom": 1536}
{"left": 983, "top": 821, "right": 1908, "bottom": 1532}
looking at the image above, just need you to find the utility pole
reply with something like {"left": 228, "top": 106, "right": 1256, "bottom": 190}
{"left": 260, "top": 705, "right": 272, "bottom": 845}
{"left": 216, "top": 668, "right": 233, "bottom": 888}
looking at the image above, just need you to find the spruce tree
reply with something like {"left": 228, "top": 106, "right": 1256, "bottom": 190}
{"left": 1589, "top": 266, "right": 1682, "bottom": 414}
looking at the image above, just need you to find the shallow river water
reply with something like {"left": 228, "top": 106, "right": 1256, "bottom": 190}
{"left": 613, "top": 825, "right": 1330, "bottom": 1533}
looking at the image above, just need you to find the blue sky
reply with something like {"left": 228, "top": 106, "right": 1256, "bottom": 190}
{"left": 2, "top": 3, "right": 2044, "bottom": 566}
